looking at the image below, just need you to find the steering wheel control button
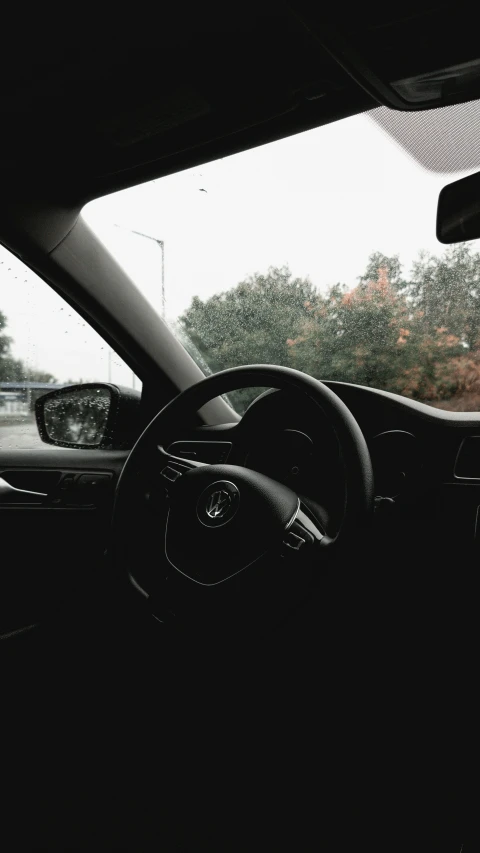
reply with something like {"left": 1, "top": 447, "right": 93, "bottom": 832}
{"left": 161, "top": 465, "right": 182, "bottom": 483}
{"left": 196, "top": 480, "right": 240, "bottom": 528}
{"left": 168, "top": 440, "right": 232, "bottom": 464}
{"left": 284, "top": 531, "right": 305, "bottom": 550}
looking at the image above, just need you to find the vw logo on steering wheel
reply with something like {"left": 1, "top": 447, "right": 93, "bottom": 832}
{"left": 197, "top": 481, "right": 240, "bottom": 527}
{"left": 206, "top": 489, "right": 231, "bottom": 519}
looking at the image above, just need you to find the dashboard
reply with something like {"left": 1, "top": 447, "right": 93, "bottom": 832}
{"left": 168, "top": 378, "right": 480, "bottom": 554}
{"left": 238, "top": 390, "right": 423, "bottom": 502}
{"left": 172, "top": 387, "right": 426, "bottom": 502}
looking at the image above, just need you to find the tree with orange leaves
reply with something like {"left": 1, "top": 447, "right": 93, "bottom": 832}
{"left": 291, "top": 257, "right": 414, "bottom": 392}
{"left": 180, "top": 246, "right": 480, "bottom": 412}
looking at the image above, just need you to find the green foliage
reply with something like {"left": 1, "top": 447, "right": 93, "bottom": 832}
{"left": 358, "top": 251, "right": 405, "bottom": 291}
{"left": 180, "top": 266, "right": 317, "bottom": 410}
{"left": 180, "top": 246, "right": 480, "bottom": 412}
{"left": 409, "top": 244, "right": 480, "bottom": 347}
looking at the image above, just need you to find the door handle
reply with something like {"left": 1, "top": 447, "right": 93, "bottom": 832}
{"left": 0, "top": 477, "right": 47, "bottom": 503}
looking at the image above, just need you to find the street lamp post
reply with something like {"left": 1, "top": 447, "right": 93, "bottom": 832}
{"left": 114, "top": 225, "right": 165, "bottom": 319}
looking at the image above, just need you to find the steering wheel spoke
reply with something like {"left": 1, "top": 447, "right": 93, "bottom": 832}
{"left": 284, "top": 504, "right": 324, "bottom": 547}
{"left": 157, "top": 445, "right": 206, "bottom": 485}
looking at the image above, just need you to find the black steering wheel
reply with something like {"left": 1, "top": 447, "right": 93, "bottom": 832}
{"left": 113, "top": 365, "right": 374, "bottom": 628}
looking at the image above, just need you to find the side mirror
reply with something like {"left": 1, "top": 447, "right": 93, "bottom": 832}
{"left": 35, "top": 383, "right": 141, "bottom": 449}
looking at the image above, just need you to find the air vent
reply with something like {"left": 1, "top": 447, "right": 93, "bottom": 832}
{"left": 454, "top": 436, "right": 480, "bottom": 479}
{"left": 167, "top": 441, "right": 232, "bottom": 465}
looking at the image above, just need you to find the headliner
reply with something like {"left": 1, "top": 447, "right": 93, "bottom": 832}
{"left": 1, "top": 2, "right": 479, "bottom": 206}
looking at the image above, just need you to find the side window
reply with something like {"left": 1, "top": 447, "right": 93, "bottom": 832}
{"left": 0, "top": 244, "right": 141, "bottom": 450}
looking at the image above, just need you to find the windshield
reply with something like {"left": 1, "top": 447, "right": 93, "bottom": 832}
{"left": 85, "top": 102, "right": 480, "bottom": 414}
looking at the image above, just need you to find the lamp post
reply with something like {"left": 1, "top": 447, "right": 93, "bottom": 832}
{"left": 114, "top": 225, "right": 165, "bottom": 319}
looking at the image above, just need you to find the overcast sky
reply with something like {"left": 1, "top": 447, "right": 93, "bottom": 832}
{"left": 1, "top": 106, "right": 479, "bottom": 386}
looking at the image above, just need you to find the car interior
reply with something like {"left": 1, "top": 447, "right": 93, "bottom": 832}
{"left": 1, "top": 4, "right": 477, "bottom": 850}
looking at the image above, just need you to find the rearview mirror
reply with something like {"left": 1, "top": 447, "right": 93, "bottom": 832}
{"left": 35, "top": 383, "right": 141, "bottom": 449}
{"left": 437, "top": 170, "right": 480, "bottom": 243}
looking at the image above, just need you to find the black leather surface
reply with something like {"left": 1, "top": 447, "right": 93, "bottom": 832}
{"left": 166, "top": 463, "right": 298, "bottom": 583}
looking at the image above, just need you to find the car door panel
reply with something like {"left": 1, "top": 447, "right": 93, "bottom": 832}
{"left": 0, "top": 448, "right": 127, "bottom": 633}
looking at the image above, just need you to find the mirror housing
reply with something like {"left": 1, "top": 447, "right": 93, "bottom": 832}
{"left": 35, "top": 383, "right": 141, "bottom": 449}
{"left": 437, "top": 170, "right": 480, "bottom": 244}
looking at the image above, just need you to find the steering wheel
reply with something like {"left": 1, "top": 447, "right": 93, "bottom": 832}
{"left": 113, "top": 365, "right": 374, "bottom": 628}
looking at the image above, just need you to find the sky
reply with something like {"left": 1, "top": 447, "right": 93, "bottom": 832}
{"left": 1, "top": 105, "right": 479, "bottom": 386}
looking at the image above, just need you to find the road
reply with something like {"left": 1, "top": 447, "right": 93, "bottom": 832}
{"left": 0, "top": 419, "right": 45, "bottom": 450}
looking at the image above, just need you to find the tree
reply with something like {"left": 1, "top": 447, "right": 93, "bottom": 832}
{"left": 359, "top": 252, "right": 406, "bottom": 292}
{"left": 179, "top": 247, "right": 480, "bottom": 413}
{"left": 290, "top": 256, "right": 414, "bottom": 391}
{"left": 280, "top": 250, "right": 480, "bottom": 405}
{"left": 401, "top": 244, "right": 480, "bottom": 405}
{"left": 409, "top": 244, "right": 480, "bottom": 349}
{"left": 180, "top": 266, "right": 317, "bottom": 410}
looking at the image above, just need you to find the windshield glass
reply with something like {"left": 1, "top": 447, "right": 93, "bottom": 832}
{"left": 85, "top": 102, "right": 480, "bottom": 413}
